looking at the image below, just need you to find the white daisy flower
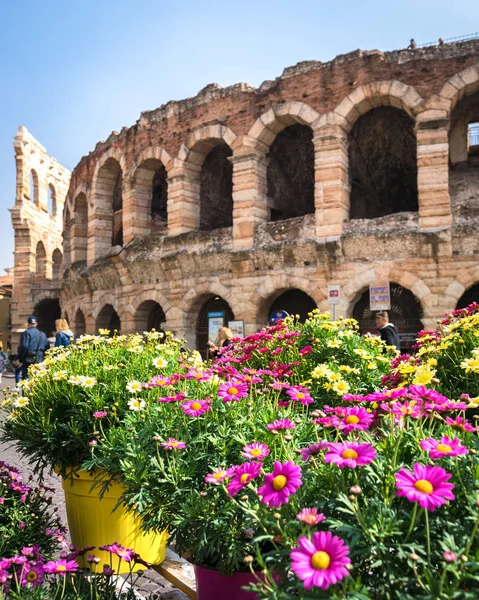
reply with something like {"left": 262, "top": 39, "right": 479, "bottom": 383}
{"left": 128, "top": 398, "right": 145, "bottom": 411}
{"left": 126, "top": 381, "right": 142, "bottom": 393}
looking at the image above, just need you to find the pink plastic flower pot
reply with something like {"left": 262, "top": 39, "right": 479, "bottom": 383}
{"left": 195, "top": 564, "right": 261, "bottom": 600}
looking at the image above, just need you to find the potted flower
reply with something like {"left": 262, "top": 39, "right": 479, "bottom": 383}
{"left": 0, "top": 330, "right": 194, "bottom": 570}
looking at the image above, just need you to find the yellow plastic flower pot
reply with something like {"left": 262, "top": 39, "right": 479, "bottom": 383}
{"left": 60, "top": 469, "right": 168, "bottom": 573}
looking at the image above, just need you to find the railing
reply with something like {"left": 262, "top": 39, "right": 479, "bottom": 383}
{"left": 417, "top": 32, "right": 479, "bottom": 48}
{"left": 468, "top": 124, "right": 479, "bottom": 149}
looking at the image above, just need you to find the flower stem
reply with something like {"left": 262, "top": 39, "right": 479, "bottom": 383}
{"left": 405, "top": 502, "right": 418, "bottom": 542}
{"left": 424, "top": 509, "right": 431, "bottom": 565}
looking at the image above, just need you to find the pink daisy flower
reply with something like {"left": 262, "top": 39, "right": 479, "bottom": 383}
{"left": 258, "top": 461, "right": 302, "bottom": 508}
{"left": 99, "top": 543, "right": 134, "bottom": 562}
{"left": 286, "top": 386, "right": 314, "bottom": 405}
{"left": 217, "top": 380, "right": 249, "bottom": 403}
{"left": 205, "top": 468, "right": 234, "bottom": 485}
{"left": 227, "top": 462, "right": 262, "bottom": 497}
{"left": 445, "top": 416, "right": 476, "bottom": 432}
{"left": 301, "top": 442, "right": 330, "bottom": 462}
{"left": 43, "top": 559, "right": 78, "bottom": 574}
{"left": 395, "top": 464, "right": 455, "bottom": 511}
{"left": 266, "top": 418, "right": 296, "bottom": 431}
{"left": 181, "top": 400, "right": 211, "bottom": 417}
{"left": 299, "top": 346, "right": 312, "bottom": 355}
{"left": 296, "top": 508, "right": 326, "bottom": 525}
{"left": 337, "top": 407, "right": 374, "bottom": 434}
{"left": 93, "top": 411, "right": 107, "bottom": 419}
{"left": 324, "top": 442, "right": 376, "bottom": 469}
{"left": 314, "top": 416, "right": 340, "bottom": 428}
{"left": 161, "top": 438, "right": 186, "bottom": 451}
{"left": 342, "top": 394, "right": 365, "bottom": 403}
{"left": 388, "top": 400, "right": 424, "bottom": 419}
{"left": 242, "top": 442, "right": 270, "bottom": 461}
{"left": 290, "top": 531, "right": 350, "bottom": 590}
{"left": 21, "top": 563, "right": 45, "bottom": 587}
{"left": 408, "top": 385, "right": 449, "bottom": 405}
{"left": 420, "top": 436, "right": 468, "bottom": 459}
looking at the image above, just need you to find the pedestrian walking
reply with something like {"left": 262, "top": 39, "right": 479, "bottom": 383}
{"left": 17, "top": 316, "right": 49, "bottom": 380}
{"left": 54, "top": 318, "right": 75, "bottom": 348}
{"left": 207, "top": 326, "right": 233, "bottom": 358}
{"left": 375, "top": 311, "right": 401, "bottom": 350}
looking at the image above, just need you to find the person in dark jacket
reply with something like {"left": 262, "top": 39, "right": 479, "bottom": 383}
{"left": 375, "top": 311, "right": 401, "bottom": 350}
{"left": 54, "top": 318, "right": 74, "bottom": 348}
{"left": 17, "top": 316, "right": 49, "bottom": 379}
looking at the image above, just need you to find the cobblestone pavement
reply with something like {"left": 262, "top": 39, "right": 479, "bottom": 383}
{"left": 0, "top": 375, "right": 187, "bottom": 599}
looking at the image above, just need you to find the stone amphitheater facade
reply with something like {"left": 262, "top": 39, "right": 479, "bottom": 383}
{"left": 11, "top": 40, "right": 479, "bottom": 354}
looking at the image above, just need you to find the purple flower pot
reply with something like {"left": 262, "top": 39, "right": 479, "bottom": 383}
{"left": 195, "top": 564, "right": 261, "bottom": 600}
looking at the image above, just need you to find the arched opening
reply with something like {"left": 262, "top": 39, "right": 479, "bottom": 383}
{"left": 35, "top": 241, "right": 47, "bottom": 281}
{"left": 112, "top": 170, "right": 123, "bottom": 246}
{"left": 133, "top": 158, "right": 168, "bottom": 235}
{"left": 96, "top": 304, "right": 121, "bottom": 333}
{"left": 196, "top": 295, "right": 234, "bottom": 359}
{"left": 449, "top": 92, "right": 479, "bottom": 219}
{"left": 63, "top": 207, "right": 72, "bottom": 268}
{"left": 47, "top": 184, "right": 57, "bottom": 215}
{"left": 151, "top": 165, "right": 168, "bottom": 229}
{"left": 33, "top": 298, "right": 61, "bottom": 338}
{"left": 30, "top": 170, "right": 39, "bottom": 205}
{"left": 94, "top": 158, "right": 123, "bottom": 254}
{"left": 457, "top": 284, "right": 479, "bottom": 309}
{"left": 52, "top": 249, "right": 63, "bottom": 287}
{"left": 134, "top": 300, "right": 166, "bottom": 332}
{"left": 349, "top": 107, "right": 418, "bottom": 219}
{"left": 72, "top": 193, "right": 88, "bottom": 262}
{"left": 74, "top": 308, "right": 86, "bottom": 337}
{"left": 352, "top": 283, "right": 423, "bottom": 352}
{"left": 200, "top": 143, "right": 233, "bottom": 231}
{"left": 267, "top": 289, "right": 317, "bottom": 324}
{"left": 267, "top": 124, "right": 315, "bottom": 221}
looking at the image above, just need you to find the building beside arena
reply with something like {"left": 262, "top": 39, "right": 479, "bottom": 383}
{"left": 10, "top": 39, "right": 479, "bottom": 356}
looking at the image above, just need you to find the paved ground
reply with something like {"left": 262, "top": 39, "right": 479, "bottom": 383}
{"left": 0, "top": 374, "right": 186, "bottom": 599}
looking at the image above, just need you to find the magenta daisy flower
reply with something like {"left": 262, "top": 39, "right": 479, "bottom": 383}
{"left": 338, "top": 407, "right": 374, "bottom": 434}
{"left": 43, "top": 559, "right": 78, "bottom": 574}
{"left": 324, "top": 442, "right": 376, "bottom": 469}
{"left": 445, "top": 416, "right": 476, "bottom": 432}
{"left": 217, "top": 380, "right": 249, "bottom": 403}
{"left": 420, "top": 436, "right": 468, "bottom": 459}
{"left": 93, "top": 411, "right": 107, "bottom": 419}
{"left": 242, "top": 442, "right": 270, "bottom": 461}
{"left": 258, "top": 461, "right": 302, "bottom": 508}
{"left": 296, "top": 508, "right": 326, "bottom": 525}
{"left": 22, "top": 563, "right": 45, "bottom": 587}
{"left": 408, "top": 385, "right": 449, "bottom": 405}
{"left": 301, "top": 441, "right": 330, "bottom": 462}
{"left": 99, "top": 543, "right": 134, "bottom": 562}
{"left": 267, "top": 418, "right": 296, "bottom": 431}
{"left": 299, "top": 346, "right": 312, "bottom": 355}
{"left": 286, "top": 386, "right": 314, "bottom": 405}
{"left": 205, "top": 467, "right": 234, "bottom": 485}
{"left": 227, "top": 462, "right": 262, "bottom": 497}
{"left": 181, "top": 400, "right": 211, "bottom": 417}
{"left": 290, "top": 531, "right": 350, "bottom": 590}
{"left": 395, "top": 463, "right": 455, "bottom": 511}
{"left": 161, "top": 438, "right": 186, "bottom": 451}
{"left": 388, "top": 400, "right": 423, "bottom": 419}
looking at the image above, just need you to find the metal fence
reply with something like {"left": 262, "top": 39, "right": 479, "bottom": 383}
{"left": 418, "top": 32, "right": 479, "bottom": 48}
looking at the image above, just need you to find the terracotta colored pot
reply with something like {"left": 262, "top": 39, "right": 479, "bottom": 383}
{"left": 195, "top": 564, "right": 261, "bottom": 600}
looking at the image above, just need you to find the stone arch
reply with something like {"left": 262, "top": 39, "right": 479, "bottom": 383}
{"left": 95, "top": 304, "right": 121, "bottom": 333}
{"left": 348, "top": 106, "right": 418, "bottom": 218}
{"left": 194, "top": 294, "right": 235, "bottom": 359}
{"left": 129, "top": 147, "right": 172, "bottom": 236}
{"left": 248, "top": 102, "right": 320, "bottom": 147}
{"left": 52, "top": 249, "right": 63, "bottom": 286}
{"left": 176, "top": 125, "right": 237, "bottom": 232}
{"left": 35, "top": 241, "right": 47, "bottom": 280}
{"left": 91, "top": 149, "right": 126, "bottom": 258}
{"left": 445, "top": 265, "right": 479, "bottom": 309}
{"left": 91, "top": 293, "right": 122, "bottom": 322}
{"left": 134, "top": 300, "right": 167, "bottom": 332}
{"left": 71, "top": 192, "right": 88, "bottom": 262}
{"left": 30, "top": 169, "right": 39, "bottom": 205}
{"left": 73, "top": 308, "right": 86, "bottom": 337}
{"left": 331, "top": 81, "right": 423, "bottom": 133}
{"left": 438, "top": 64, "right": 479, "bottom": 115}
{"left": 33, "top": 297, "right": 61, "bottom": 338}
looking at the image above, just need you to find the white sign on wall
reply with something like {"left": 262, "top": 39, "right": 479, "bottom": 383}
{"left": 327, "top": 285, "right": 341, "bottom": 305}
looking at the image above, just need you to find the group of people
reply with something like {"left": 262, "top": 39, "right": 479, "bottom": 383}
{"left": 3, "top": 317, "right": 75, "bottom": 389}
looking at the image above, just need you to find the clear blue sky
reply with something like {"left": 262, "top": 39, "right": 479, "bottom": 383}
{"left": 0, "top": 0, "right": 477, "bottom": 273}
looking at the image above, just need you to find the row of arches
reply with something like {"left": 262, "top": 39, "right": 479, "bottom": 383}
{"left": 29, "top": 170, "right": 58, "bottom": 216}
{"left": 64, "top": 70, "right": 479, "bottom": 264}
{"left": 34, "top": 242, "right": 62, "bottom": 286}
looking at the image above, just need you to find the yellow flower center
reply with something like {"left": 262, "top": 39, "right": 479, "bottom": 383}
{"left": 311, "top": 551, "right": 331, "bottom": 570}
{"left": 27, "top": 571, "right": 38, "bottom": 582}
{"left": 56, "top": 565, "right": 67, "bottom": 572}
{"left": 213, "top": 472, "right": 224, "bottom": 479}
{"left": 297, "top": 393, "right": 305, "bottom": 399}
{"left": 272, "top": 475, "right": 288, "bottom": 491}
{"left": 345, "top": 415, "right": 360, "bottom": 425}
{"left": 240, "top": 473, "right": 250, "bottom": 484}
{"left": 227, "top": 387, "right": 239, "bottom": 395}
{"left": 436, "top": 444, "right": 453, "bottom": 453}
{"left": 414, "top": 479, "right": 433, "bottom": 494}
{"left": 250, "top": 448, "right": 263, "bottom": 456}
{"left": 341, "top": 449, "right": 358, "bottom": 459}
{"left": 191, "top": 402, "right": 202, "bottom": 410}
{"left": 170, "top": 442, "right": 179, "bottom": 447}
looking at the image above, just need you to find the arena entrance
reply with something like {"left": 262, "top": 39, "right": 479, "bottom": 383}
{"left": 352, "top": 284, "right": 423, "bottom": 352}
{"left": 33, "top": 298, "right": 61, "bottom": 338}
{"left": 457, "top": 284, "right": 479, "bottom": 309}
{"left": 268, "top": 290, "right": 317, "bottom": 324}
{"left": 196, "top": 296, "right": 234, "bottom": 359}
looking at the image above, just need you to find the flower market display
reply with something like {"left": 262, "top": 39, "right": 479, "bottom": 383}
{"left": 2, "top": 309, "right": 479, "bottom": 598}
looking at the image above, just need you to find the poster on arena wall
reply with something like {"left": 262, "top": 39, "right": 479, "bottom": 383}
{"left": 369, "top": 281, "right": 391, "bottom": 311}
{"left": 207, "top": 312, "right": 224, "bottom": 343}
{"left": 228, "top": 320, "right": 245, "bottom": 338}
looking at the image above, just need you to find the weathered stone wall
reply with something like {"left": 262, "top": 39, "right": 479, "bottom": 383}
{"left": 10, "top": 127, "right": 70, "bottom": 344}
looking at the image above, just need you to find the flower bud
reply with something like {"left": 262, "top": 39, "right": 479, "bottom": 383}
{"left": 273, "top": 513, "right": 281, "bottom": 520}
{"left": 349, "top": 485, "right": 362, "bottom": 495}
{"left": 199, "top": 491, "right": 207, "bottom": 497}
{"left": 408, "top": 553, "right": 419, "bottom": 562}
{"left": 240, "top": 495, "right": 248, "bottom": 501}
{"left": 345, "top": 563, "right": 353, "bottom": 571}
{"left": 243, "top": 555, "right": 254, "bottom": 564}
{"left": 443, "top": 551, "right": 457, "bottom": 563}
{"left": 460, "top": 555, "right": 468, "bottom": 563}
{"left": 311, "top": 411, "right": 320, "bottom": 418}
{"left": 284, "top": 434, "right": 293, "bottom": 441}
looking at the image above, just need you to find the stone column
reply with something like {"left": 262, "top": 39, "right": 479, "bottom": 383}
{"left": 167, "top": 162, "right": 201, "bottom": 236}
{"left": 123, "top": 176, "right": 151, "bottom": 244}
{"left": 416, "top": 116, "right": 451, "bottom": 231}
{"left": 230, "top": 146, "right": 268, "bottom": 249}
{"left": 313, "top": 125, "right": 349, "bottom": 240}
